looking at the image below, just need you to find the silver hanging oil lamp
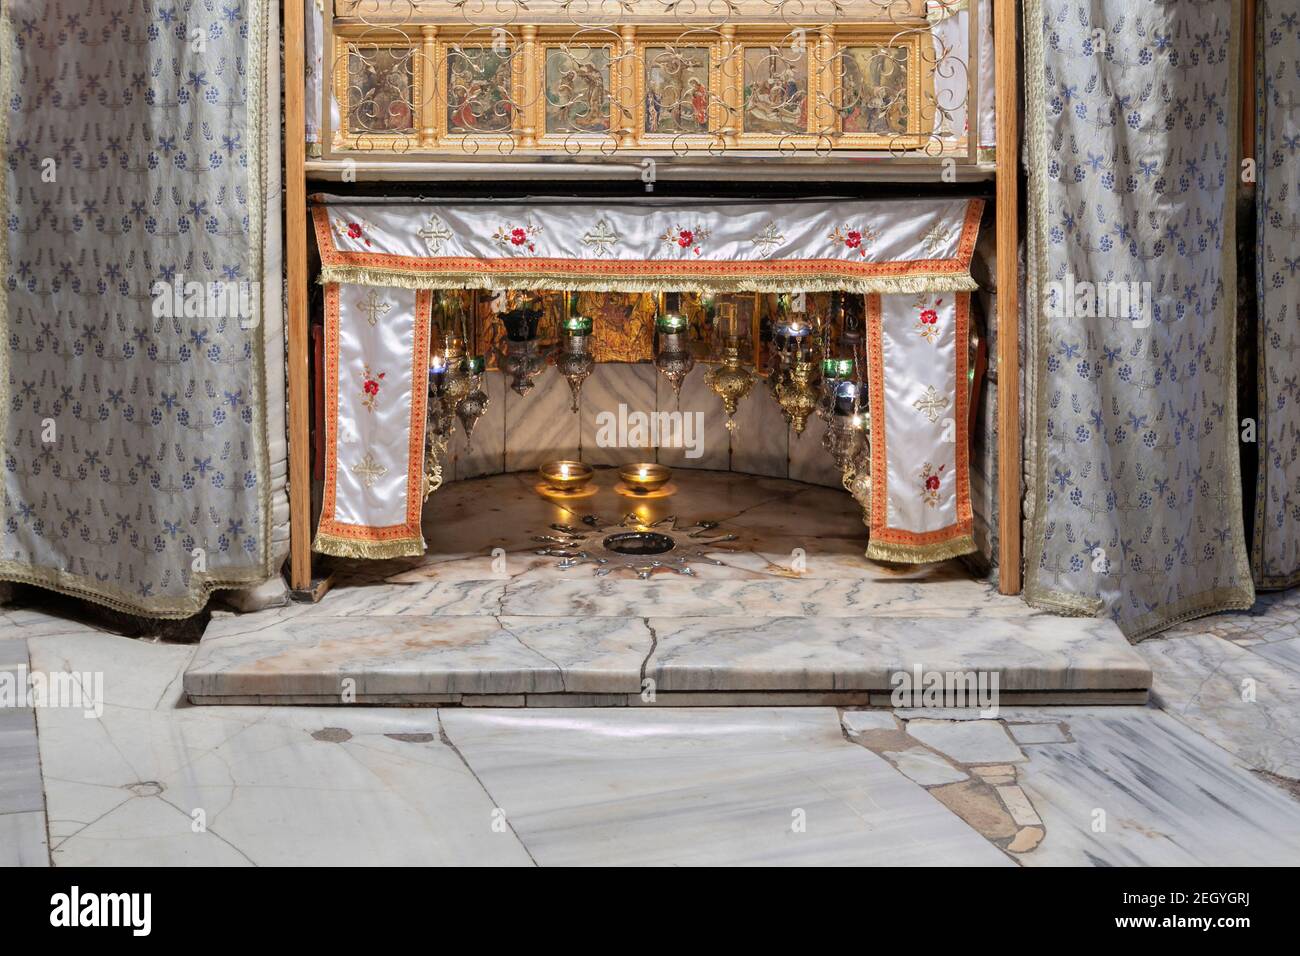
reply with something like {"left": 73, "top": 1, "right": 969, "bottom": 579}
{"left": 654, "top": 292, "right": 694, "bottom": 405}
{"left": 555, "top": 296, "right": 594, "bottom": 413}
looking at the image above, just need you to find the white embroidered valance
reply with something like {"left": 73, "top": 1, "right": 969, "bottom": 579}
{"left": 312, "top": 196, "right": 983, "bottom": 296}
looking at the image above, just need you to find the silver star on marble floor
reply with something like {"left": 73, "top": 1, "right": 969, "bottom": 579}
{"left": 532, "top": 513, "right": 738, "bottom": 578}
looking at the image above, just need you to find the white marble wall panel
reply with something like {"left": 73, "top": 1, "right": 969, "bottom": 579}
{"left": 788, "top": 417, "right": 845, "bottom": 489}
{"left": 579, "top": 363, "right": 658, "bottom": 467}
{"left": 655, "top": 364, "right": 731, "bottom": 471}
{"left": 728, "top": 380, "right": 789, "bottom": 479}
{"left": 504, "top": 367, "right": 581, "bottom": 472}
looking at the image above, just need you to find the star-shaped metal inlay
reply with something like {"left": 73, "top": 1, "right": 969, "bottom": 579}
{"left": 533, "top": 514, "right": 737, "bottom": 578}
{"left": 417, "top": 214, "right": 452, "bottom": 255}
{"left": 581, "top": 218, "right": 621, "bottom": 257}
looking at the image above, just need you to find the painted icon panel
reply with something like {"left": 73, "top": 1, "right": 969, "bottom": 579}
{"left": 841, "top": 46, "right": 910, "bottom": 135}
{"left": 447, "top": 47, "right": 514, "bottom": 134}
{"left": 346, "top": 46, "right": 416, "bottom": 134}
{"left": 544, "top": 46, "right": 612, "bottom": 135}
{"left": 644, "top": 47, "right": 711, "bottom": 135}
{"left": 742, "top": 46, "right": 807, "bottom": 135}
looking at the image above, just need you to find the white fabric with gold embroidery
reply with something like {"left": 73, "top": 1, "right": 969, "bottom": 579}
{"left": 312, "top": 196, "right": 983, "bottom": 295}
{"left": 867, "top": 292, "right": 973, "bottom": 562}
{"left": 314, "top": 284, "right": 431, "bottom": 558}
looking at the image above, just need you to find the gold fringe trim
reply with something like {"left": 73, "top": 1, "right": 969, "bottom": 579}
{"left": 313, "top": 532, "right": 426, "bottom": 560}
{"left": 317, "top": 266, "right": 979, "bottom": 296}
{"left": 866, "top": 533, "right": 978, "bottom": 564}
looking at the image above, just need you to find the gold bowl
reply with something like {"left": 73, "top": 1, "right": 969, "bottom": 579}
{"left": 539, "top": 460, "right": 593, "bottom": 493}
{"left": 619, "top": 462, "right": 671, "bottom": 494}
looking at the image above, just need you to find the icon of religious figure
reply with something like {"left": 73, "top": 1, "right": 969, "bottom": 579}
{"left": 644, "top": 47, "right": 710, "bottom": 135}
{"left": 447, "top": 47, "right": 514, "bottom": 134}
{"left": 347, "top": 46, "right": 415, "bottom": 133}
{"left": 545, "top": 47, "right": 612, "bottom": 134}
{"left": 841, "top": 46, "right": 910, "bottom": 135}
{"left": 743, "top": 46, "right": 808, "bottom": 135}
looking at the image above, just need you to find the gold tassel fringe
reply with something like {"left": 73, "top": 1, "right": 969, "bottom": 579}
{"left": 313, "top": 532, "right": 426, "bottom": 560}
{"left": 317, "top": 266, "right": 979, "bottom": 296}
{"left": 866, "top": 533, "right": 978, "bottom": 564}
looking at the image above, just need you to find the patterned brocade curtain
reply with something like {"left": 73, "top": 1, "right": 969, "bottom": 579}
{"left": 0, "top": 2, "right": 287, "bottom": 617}
{"left": 1255, "top": 0, "right": 1300, "bottom": 589}
{"left": 1023, "top": 0, "right": 1255, "bottom": 638}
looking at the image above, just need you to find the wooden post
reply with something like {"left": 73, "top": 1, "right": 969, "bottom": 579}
{"left": 1243, "top": 0, "right": 1255, "bottom": 166}
{"left": 285, "top": 0, "right": 313, "bottom": 590}
{"left": 995, "top": 0, "right": 1021, "bottom": 595}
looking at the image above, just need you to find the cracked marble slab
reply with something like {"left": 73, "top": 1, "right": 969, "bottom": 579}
{"left": 1010, "top": 707, "right": 1300, "bottom": 866}
{"left": 440, "top": 707, "right": 1012, "bottom": 866}
{"left": 1136, "top": 633, "right": 1300, "bottom": 780}
{"left": 29, "top": 631, "right": 533, "bottom": 866}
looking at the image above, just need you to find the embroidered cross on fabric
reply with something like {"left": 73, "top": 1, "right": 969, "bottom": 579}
{"left": 358, "top": 289, "right": 391, "bottom": 327}
{"left": 352, "top": 452, "right": 388, "bottom": 488}
{"left": 913, "top": 385, "right": 949, "bottom": 424}
{"left": 581, "top": 218, "right": 621, "bottom": 257}
{"left": 417, "top": 214, "right": 452, "bottom": 254}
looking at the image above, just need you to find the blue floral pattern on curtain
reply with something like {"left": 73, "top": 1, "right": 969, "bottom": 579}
{"left": 1255, "top": 0, "right": 1300, "bottom": 588}
{"left": 1023, "top": 0, "right": 1254, "bottom": 638}
{"left": 1, "top": 1, "right": 280, "bottom": 616}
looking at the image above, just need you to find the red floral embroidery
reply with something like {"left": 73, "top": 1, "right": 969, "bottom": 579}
{"left": 919, "top": 462, "right": 946, "bottom": 507}
{"left": 915, "top": 298, "right": 945, "bottom": 343}
{"left": 661, "top": 224, "right": 710, "bottom": 256}
{"left": 829, "top": 224, "right": 879, "bottom": 258}
{"left": 334, "top": 217, "right": 375, "bottom": 248}
{"left": 492, "top": 221, "right": 542, "bottom": 255}
{"left": 360, "top": 365, "right": 386, "bottom": 412}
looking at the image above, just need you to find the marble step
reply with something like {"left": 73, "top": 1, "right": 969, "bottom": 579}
{"left": 184, "top": 611, "right": 1151, "bottom": 706}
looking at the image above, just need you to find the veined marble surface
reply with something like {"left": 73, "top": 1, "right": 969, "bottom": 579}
{"left": 1137, "top": 633, "right": 1300, "bottom": 780}
{"left": 438, "top": 707, "right": 1013, "bottom": 866}
{"left": 29, "top": 631, "right": 533, "bottom": 867}
{"left": 1011, "top": 707, "right": 1300, "bottom": 866}
{"left": 188, "top": 470, "right": 1148, "bottom": 703}
{"left": 7, "top": 604, "right": 1300, "bottom": 866}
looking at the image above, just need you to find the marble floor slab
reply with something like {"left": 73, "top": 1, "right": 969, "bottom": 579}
{"left": 185, "top": 470, "right": 1149, "bottom": 704}
{"left": 1136, "top": 633, "right": 1300, "bottom": 780}
{"left": 0, "top": 811, "right": 48, "bottom": 867}
{"left": 644, "top": 615, "right": 1148, "bottom": 694}
{"left": 439, "top": 707, "right": 1012, "bottom": 866}
{"left": 1010, "top": 707, "right": 1300, "bottom": 866}
{"left": 29, "top": 631, "right": 533, "bottom": 867}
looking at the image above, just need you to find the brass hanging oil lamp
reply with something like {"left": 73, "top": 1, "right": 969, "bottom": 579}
{"left": 653, "top": 291, "right": 694, "bottom": 406}
{"left": 705, "top": 300, "right": 754, "bottom": 431}
{"left": 771, "top": 294, "right": 819, "bottom": 435}
{"left": 555, "top": 294, "right": 594, "bottom": 413}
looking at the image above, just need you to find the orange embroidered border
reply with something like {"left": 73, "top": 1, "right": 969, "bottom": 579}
{"left": 866, "top": 292, "right": 975, "bottom": 553}
{"left": 315, "top": 285, "right": 432, "bottom": 548}
{"left": 311, "top": 201, "right": 985, "bottom": 282}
